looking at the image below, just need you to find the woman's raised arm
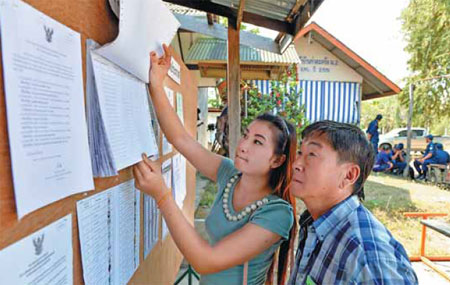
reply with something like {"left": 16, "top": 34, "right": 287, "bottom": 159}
{"left": 149, "top": 44, "right": 223, "bottom": 181}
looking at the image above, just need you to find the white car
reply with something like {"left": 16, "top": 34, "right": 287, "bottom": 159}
{"left": 379, "top": 128, "right": 450, "bottom": 152}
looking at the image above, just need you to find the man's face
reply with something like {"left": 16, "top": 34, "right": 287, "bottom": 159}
{"left": 291, "top": 134, "right": 349, "bottom": 200}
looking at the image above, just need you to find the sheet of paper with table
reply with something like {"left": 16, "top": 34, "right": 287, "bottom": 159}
{"left": 86, "top": 47, "right": 158, "bottom": 176}
{"left": 144, "top": 194, "right": 159, "bottom": 258}
{"left": 77, "top": 180, "right": 140, "bottom": 285}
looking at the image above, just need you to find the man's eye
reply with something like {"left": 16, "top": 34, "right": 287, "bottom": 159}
{"left": 254, "top": 140, "right": 262, "bottom": 145}
{"left": 243, "top": 133, "right": 248, "bottom": 139}
{"left": 309, "top": 152, "right": 316, "bottom": 157}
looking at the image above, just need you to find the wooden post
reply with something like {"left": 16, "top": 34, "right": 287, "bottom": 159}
{"left": 226, "top": 0, "right": 245, "bottom": 159}
{"left": 227, "top": 23, "right": 241, "bottom": 160}
{"left": 404, "top": 83, "right": 414, "bottom": 177}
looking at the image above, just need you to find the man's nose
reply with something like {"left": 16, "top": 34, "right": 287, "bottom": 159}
{"left": 293, "top": 155, "right": 304, "bottom": 172}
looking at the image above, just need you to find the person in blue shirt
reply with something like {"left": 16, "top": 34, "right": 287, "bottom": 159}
{"left": 134, "top": 45, "right": 297, "bottom": 285}
{"left": 373, "top": 145, "right": 393, "bottom": 172}
{"left": 390, "top": 143, "right": 407, "bottom": 175}
{"left": 366, "top": 114, "right": 382, "bottom": 154}
{"left": 435, "top": 143, "right": 450, "bottom": 165}
{"left": 413, "top": 134, "right": 437, "bottom": 180}
{"left": 288, "top": 120, "right": 417, "bottom": 284}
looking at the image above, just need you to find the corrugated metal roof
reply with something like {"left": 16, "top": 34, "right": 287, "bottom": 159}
{"left": 211, "top": 0, "right": 302, "bottom": 21}
{"left": 186, "top": 38, "right": 299, "bottom": 64}
{"left": 166, "top": 3, "right": 206, "bottom": 17}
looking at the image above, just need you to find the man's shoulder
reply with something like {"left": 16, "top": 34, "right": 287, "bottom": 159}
{"left": 341, "top": 205, "right": 408, "bottom": 262}
{"left": 313, "top": 204, "right": 417, "bottom": 284}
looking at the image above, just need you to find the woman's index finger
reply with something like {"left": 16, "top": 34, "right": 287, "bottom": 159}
{"left": 141, "top": 153, "right": 158, "bottom": 171}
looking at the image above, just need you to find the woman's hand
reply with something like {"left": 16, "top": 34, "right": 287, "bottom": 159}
{"left": 133, "top": 153, "right": 170, "bottom": 201}
{"left": 149, "top": 44, "right": 172, "bottom": 89}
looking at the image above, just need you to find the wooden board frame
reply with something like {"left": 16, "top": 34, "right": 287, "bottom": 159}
{"left": 0, "top": 1, "right": 198, "bottom": 284}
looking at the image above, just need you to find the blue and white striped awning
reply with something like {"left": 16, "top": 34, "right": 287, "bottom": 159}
{"left": 249, "top": 80, "right": 361, "bottom": 125}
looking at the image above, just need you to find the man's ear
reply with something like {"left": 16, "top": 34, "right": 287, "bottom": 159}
{"left": 270, "top": 154, "right": 286, "bottom": 169}
{"left": 339, "top": 163, "right": 360, "bottom": 191}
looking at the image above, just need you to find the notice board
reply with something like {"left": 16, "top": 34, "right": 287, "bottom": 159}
{"left": 0, "top": 0, "right": 198, "bottom": 284}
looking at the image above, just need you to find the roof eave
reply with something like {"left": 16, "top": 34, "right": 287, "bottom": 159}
{"left": 295, "top": 22, "right": 401, "bottom": 97}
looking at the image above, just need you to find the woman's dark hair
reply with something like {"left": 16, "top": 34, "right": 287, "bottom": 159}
{"left": 255, "top": 113, "right": 298, "bottom": 285}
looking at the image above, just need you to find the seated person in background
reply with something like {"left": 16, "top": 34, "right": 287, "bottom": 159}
{"left": 435, "top": 143, "right": 450, "bottom": 165}
{"left": 413, "top": 134, "right": 436, "bottom": 180}
{"left": 390, "top": 143, "right": 407, "bottom": 175}
{"left": 288, "top": 121, "right": 417, "bottom": 284}
{"left": 373, "top": 145, "right": 393, "bottom": 172}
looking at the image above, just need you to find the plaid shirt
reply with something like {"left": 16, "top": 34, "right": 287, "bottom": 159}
{"left": 288, "top": 196, "right": 418, "bottom": 285}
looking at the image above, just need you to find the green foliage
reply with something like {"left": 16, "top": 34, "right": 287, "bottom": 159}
{"left": 430, "top": 115, "right": 450, "bottom": 135}
{"left": 198, "top": 180, "right": 218, "bottom": 207}
{"left": 400, "top": 0, "right": 450, "bottom": 125}
{"left": 242, "top": 64, "right": 308, "bottom": 139}
{"left": 218, "top": 17, "right": 260, "bottom": 34}
{"left": 208, "top": 98, "right": 223, "bottom": 108}
{"left": 361, "top": 97, "right": 408, "bottom": 133}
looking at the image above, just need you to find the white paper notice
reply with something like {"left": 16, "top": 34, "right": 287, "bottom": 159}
{"left": 172, "top": 154, "right": 187, "bottom": 208}
{"left": 164, "top": 86, "right": 175, "bottom": 107}
{"left": 0, "top": 214, "right": 73, "bottom": 285}
{"left": 77, "top": 180, "right": 140, "bottom": 285}
{"left": 96, "top": 0, "right": 180, "bottom": 82}
{"left": 161, "top": 159, "right": 172, "bottom": 240}
{"left": 168, "top": 58, "right": 181, "bottom": 85}
{"left": 162, "top": 133, "right": 173, "bottom": 156}
{"left": 0, "top": 0, "right": 94, "bottom": 218}
{"left": 176, "top": 92, "right": 184, "bottom": 125}
{"left": 90, "top": 52, "right": 158, "bottom": 171}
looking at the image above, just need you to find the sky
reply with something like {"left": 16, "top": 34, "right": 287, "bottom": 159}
{"left": 255, "top": 0, "right": 411, "bottom": 87}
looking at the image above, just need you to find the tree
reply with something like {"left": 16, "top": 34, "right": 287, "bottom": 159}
{"left": 400, "top": 0, "right": 450, "bottom": 126}
{"left": 361, "top": 97, "right": 407, "bottom": 133}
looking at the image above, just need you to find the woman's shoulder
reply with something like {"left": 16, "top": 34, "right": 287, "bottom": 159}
{"left": 256, "top": 196, "right": 293, "bottom": 216}
{"left": 216, "top": 158, "right": 239, "bottom": 186}
{"left": 249, "top": 195, "right": 294, "bottom": 240}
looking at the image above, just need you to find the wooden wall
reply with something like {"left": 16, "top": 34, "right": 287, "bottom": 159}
{"left": 0, "top": 1, "right": 198, "bottom": 284}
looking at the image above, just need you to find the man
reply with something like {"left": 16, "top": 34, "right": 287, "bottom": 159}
{"left": 289, "top": 121, "right": 417, "bottom": 284}
{"left": 413, "top": 134, "right": 436, "bottom": 180}
{"left": 435, "top": 143, "right": 450, "bottom": 165}
{"left": 366, "top": 114, "right": 382, "bottom": 154}
{"left": 391, "top": 143, "right": 407, "bottom": 175}
{"left": 373, "top": 145, "right": 393, "bottom": 172}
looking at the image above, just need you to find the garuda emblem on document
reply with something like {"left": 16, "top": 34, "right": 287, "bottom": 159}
{"left": 33, "top": 234, "right": 45, "bottom": 255}
{"left": 43, "top": 25, "right": 54, "bottom": 43}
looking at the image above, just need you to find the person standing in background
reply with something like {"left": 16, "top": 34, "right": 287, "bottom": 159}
{"left": 366, "top": 114, "right": 382, "bottom": 154}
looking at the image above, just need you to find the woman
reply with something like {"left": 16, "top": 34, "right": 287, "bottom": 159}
{"left": 134, "top": 44, "right": 297, "bottom": 285}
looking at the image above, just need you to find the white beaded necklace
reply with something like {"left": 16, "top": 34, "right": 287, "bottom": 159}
{"left": 222, "top": 174, "right": 269, "bottom": 222}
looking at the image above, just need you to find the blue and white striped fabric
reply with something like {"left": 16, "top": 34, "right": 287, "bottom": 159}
{"left": 250, "top": 80, "right": 361, "bottom": 125}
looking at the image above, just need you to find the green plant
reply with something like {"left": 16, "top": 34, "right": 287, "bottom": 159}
{"left": 198, "top": 180, "right": 218, "bottom": 207}
{"left": 208, "top": 98, "right": 223, "bottom": 108}
{"left": 400, "top": 0, "right": 450, "bottom": 125}
{"left": 243, "top": 64, "right": 308, "bottom": 139}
